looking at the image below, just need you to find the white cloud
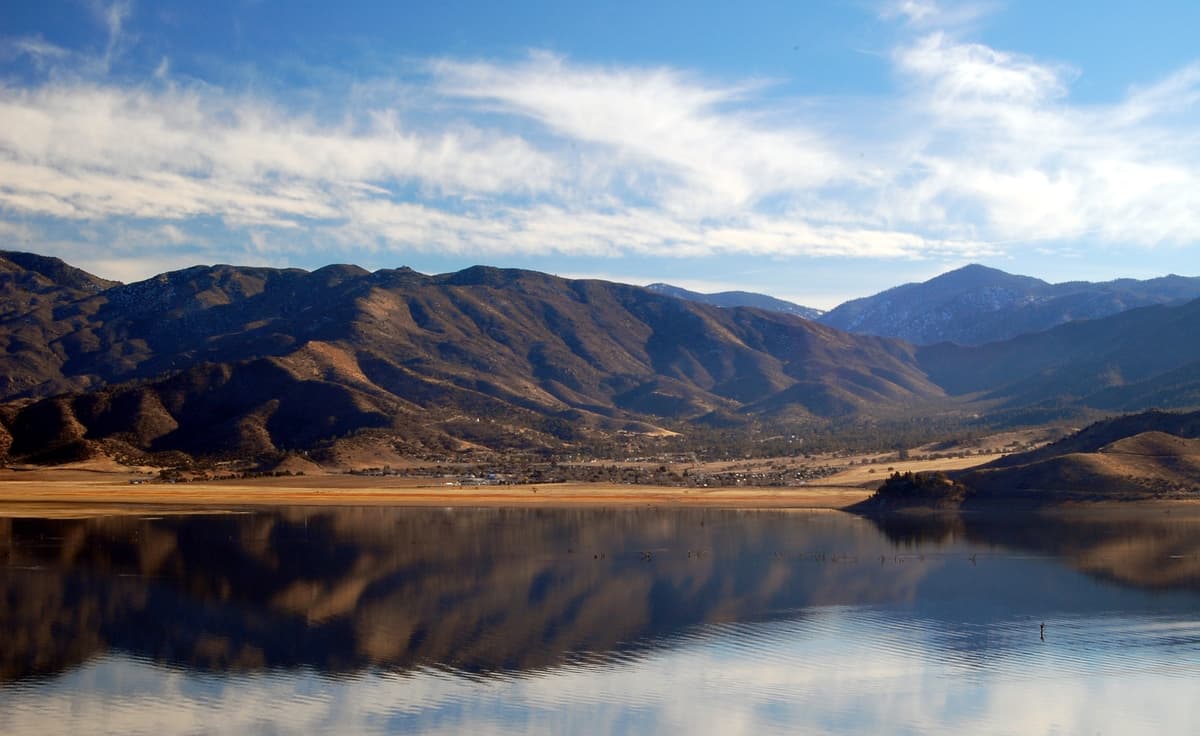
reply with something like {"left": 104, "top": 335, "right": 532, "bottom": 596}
{"left": 881, "top": 0, "right": 996, "bottom": 31}
{"left": 327, "top": 199, "right": 986, "bottom": 265}
{"left": 1, "top": 7, "right": 1199, "bottom": 277}
{"left": 0, "top": 82, "right": 557, "bottom": 196}
{"left": 896, "top": 32, "right": 1069, "bottom": 106}
{"left": 882, "top": 29, "right": 1200, "bottom": 247}
{"left": 433, "top": 52, "right": 848, "bottom": 215}
{"left": 0, "top": 80, "right": 560, "bottom": 236}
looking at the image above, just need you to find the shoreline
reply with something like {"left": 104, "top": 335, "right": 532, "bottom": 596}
{"left": 0, "top": 446, "right": 1014, "bottom": 515}
{"left": 4, "top": 453, "right": 1196, "bottom": 517}
{"left": 0, "top": 468, "right": 874, "bottom": 514}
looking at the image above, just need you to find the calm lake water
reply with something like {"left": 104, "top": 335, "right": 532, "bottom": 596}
{"left": 2, "top": 505, "right": 1200, "bottom": 734}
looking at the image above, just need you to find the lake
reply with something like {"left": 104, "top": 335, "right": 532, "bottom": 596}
{"left": 2, "top": 506, "right": 1199, "bottom": 734}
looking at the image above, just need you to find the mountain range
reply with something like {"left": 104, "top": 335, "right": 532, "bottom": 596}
{"left": 3, "top": 250, "right": 1200, "bottom": 465}
{"left": 817, "top": 264, "right": 1200, "bottom": 345}
{"left": 0, "top": 251, "right": 942, "bottom": 464}
{"left": 645, "top": 283, "right": 823, "bottom": 320}
{"left": 650, "top": 264, "right": 1200, "bottom": 346}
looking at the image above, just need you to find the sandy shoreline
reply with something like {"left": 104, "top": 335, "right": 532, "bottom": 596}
{"left": 0, "top": 467, "right": 873, "bottom": 515}
{"left": 3, "top": 474, "right": 1197, "bottom": 518}
{"left": 7, "top": 450, "right": 1192, "bottom": 517}
{"left": 0, "top": 450, "right": 1112, "bottom": 516}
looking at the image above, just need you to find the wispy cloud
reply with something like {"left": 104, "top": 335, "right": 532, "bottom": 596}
{"left": 0, "top": 82, "right": 558, "bottom": 222}
{"left": 1, "top": 3, "right": 1199, "bottom": 280}
{"left": 885, "top": 29, "right": 1200, "bottom": 247}
{"left": 89, "top": 0, "right": 134, "bottom": 71}
{"left": 881, "top": 0, "right": 997, "bottom": 31}
{"left": 433, "top": 52, "right": 848, "bottom": 215}
{"left": 2, "top": 36, "right": 71, "bottom": 64}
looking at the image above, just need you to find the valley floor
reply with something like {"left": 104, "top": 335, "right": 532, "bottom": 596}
{"left": 0, "top": 473, "right": 867, "bottom": 514}
{"left": 0, "top": 452, "right": 1012, "bottom": 515}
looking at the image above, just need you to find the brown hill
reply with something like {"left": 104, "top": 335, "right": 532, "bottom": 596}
{"left": 1099, "top": 430, "right": 1200, "bottom": 457}
{"left": 854, "top": 409, "right": 1200, "bottom": 510}
{"left": 0, "top": 259, "right": 944, "bottom": 463}
{"left": 956, "top": 411, "right": 1200, "bottom": 501}
{"left": 7, "top": 251, "right": 1200, "bottom": 467}
{"left": 0, "top": 250, "right": 117, "bottom": 319}
{"left": 983, "top": 409, "right": 1200, "bottom": 469}
{"left": 0, "top": 251, "right": 122, "bottom": 398}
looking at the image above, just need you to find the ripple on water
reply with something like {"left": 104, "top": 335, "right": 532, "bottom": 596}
{"left": 6, "top": 508, "right": 1200, "bottom": 735}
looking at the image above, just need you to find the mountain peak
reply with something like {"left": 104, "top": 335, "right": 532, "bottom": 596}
{"left": 0, "top": 249, "right": 941, "bottom": 462}
{"left": 437, "top": 264, "right": 554, "bottom": 288}
{"left": 818, "top": 265, "right": 1200, "bottom": 345}
{"left": 925, "top": 264, "right": 1047, "bottom": 291}
{"left": 0, "top": 249, "right": 120, "bottom": 293}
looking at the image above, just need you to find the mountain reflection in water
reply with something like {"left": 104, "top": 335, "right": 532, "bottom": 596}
{"left": 0, "top": 508, "right": 919, "bottom": 680}
{"left": 3, "top": 506, "right": 1200, "bottom": 734}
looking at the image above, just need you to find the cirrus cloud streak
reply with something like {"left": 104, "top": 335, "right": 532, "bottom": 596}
{"left": 1, "top": 14, "right": 1199, "bottom": 279}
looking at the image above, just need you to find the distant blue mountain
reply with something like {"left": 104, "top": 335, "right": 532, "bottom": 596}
{"left": 818, "top": 264, "right": 1200, "bottom": 346}
{"left": 645, "top": 283, "right": 823, "bottom": 320}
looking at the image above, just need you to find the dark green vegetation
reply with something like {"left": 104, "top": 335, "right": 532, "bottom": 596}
{"left": 859, "top": 471, "right": 969, "bottom": 510}
{"left": 2, "top": 250, "right": 1200, "bottom": 468}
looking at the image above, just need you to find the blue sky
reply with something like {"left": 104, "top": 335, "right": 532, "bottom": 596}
{"left": 2, "top": 1, "right": 1199, "bottom": 308}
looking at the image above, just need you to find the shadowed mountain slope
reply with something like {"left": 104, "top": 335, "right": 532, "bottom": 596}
{"left": 0, "top": 250, "right": 117, "bottom": 311}
{"left": 0, "top": 259, "right": 942, "bottom": 461}
{"left": 819, "top": 264, "right": 1200, "bottom": 345}
{"left": 0, "top": 251, "right": 123, "bottom": 398}
{"left": 917, "top": 299, "right": 1200, "bottom": 412}
{"left": 5, "top": 252, "right": 1200, "bottom": 465}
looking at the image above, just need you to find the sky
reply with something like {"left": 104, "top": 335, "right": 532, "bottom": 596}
{"left": 1, "top": 1, "right": 1199, "bottom": 309}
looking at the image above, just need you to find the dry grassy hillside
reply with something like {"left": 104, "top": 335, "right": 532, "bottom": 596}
{"left": 0, "top": 258, "right": 946, "bottom": 464}
{"left": 957, "top": 412, "right": 1200, "bottom": 501}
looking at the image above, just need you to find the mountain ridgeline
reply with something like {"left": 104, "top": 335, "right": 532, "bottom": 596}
{"left": 645, "top": 283, "right": 824, "bottom": 320}
{"left": 0, "top": 251, "right": 941, "bottom": 463}
{"left": 2, "top": 249, "right": 1200, "bottom": 465}
{"left": 818, "top": 264, "right": 1200, "bottom": 346}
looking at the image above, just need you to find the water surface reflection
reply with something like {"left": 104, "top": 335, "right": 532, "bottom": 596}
{"left": 2, "top": 506, "right": 1199, "bottom": 734}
